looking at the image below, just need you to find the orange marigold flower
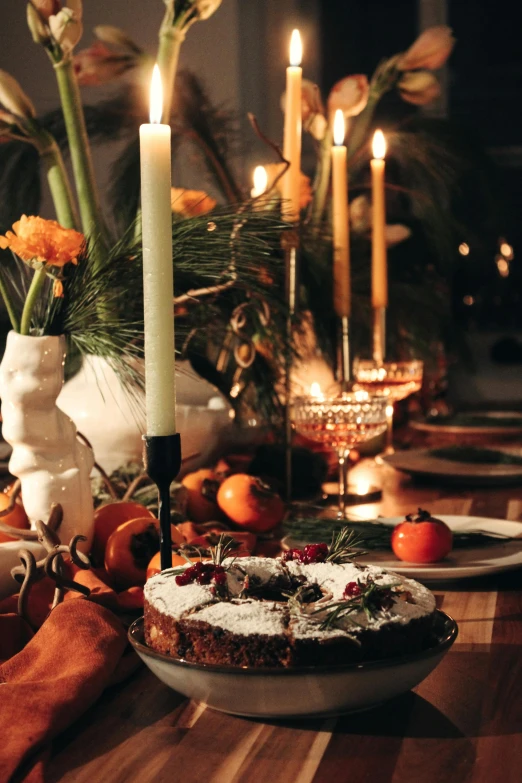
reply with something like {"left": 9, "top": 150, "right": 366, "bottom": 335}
{"left": 0, "top": 215, "right": 84, "bottom": 267}
{"left": 53, "top": 279, "right": 64, "bottom": 298}
{"left": 264, "top": 163, "right": 313, "bottom": 211}
{"left": 171, "top": 188, "right": 217, "bottom": 218}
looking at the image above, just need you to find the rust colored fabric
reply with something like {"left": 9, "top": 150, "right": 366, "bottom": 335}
{"left": 0, "top": 599, "right": 127, "bottom": 783}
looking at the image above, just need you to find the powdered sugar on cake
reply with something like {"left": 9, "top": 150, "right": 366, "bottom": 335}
{"left": 144, "top": 555, "right": 435, "bottom": 640}
{"left": 192, "top": 599, "right": 287, "bottom": 637}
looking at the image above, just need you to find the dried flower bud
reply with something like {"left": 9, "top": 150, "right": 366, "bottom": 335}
{"left": 350, "top": 195, "right": 371, "bottom": 233}
{"left": 398, "top": 25, "right": 455, "bottom": 71}
{"left": 30, "top": 0, "right": 61, "bottom": 20}
{"left": 94, "top": 25, "right": 142, "bottom": 55}
{"left": 194, "top": 0, "right": 222, "bottom": 20}
{"left": 27, "top": 3, "right": 52, "bottom": 45}
{"left": 0, "top": 71, "right": 36, "bottom": 119}
{"left": 398, "top": 70, "right": 441, "bottom": 105}
{"left": 49, "top": 0, "right": 83, "bottom": 56}
{"left": 385, "top": 224, "right": 412, "bottom": 247}
{"left": 307, "top": 112, "right": 327, "bottom": 141}
{"left": 328, "top": 75, "right": 369, "bottom": 119}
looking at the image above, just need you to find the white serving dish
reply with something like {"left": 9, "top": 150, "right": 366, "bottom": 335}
{"left": 128, "top": 610, "right": 457, "bottom": 718}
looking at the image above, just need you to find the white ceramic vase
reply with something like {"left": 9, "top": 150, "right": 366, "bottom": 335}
{"left": 0, "top": 332, "right": 95, "bottom": 547}
{"left": 58, "top": 356, "right": 233, "bottom": 476}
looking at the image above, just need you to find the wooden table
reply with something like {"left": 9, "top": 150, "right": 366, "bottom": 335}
{"left": 48, "top": 463, "right": 522, "bottom": 783}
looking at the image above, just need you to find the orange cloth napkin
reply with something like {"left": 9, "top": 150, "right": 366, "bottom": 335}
{"left": 0, "top": 566, "right": 144, "bottom": 783}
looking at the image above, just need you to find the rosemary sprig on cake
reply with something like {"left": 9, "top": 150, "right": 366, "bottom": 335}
{"left": 326, "top": 527, "right": 367, "bottom": 563}
{"left": 311, "top": 578, "right": 402, "bottom": 631}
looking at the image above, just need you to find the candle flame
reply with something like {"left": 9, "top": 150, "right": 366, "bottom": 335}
{"left": 356, "top": 480, "right": 370, "bottom": 496}
{"left": 149, "top": 64, "right": 163, "bottom": 124}
{"left": 253, "top": 165, "right": 268, "bottom": 195}
{"left": 310, "top": 382, "right": 322, "bottom": 398}
{"left": 289, "top": 29, "right": 302, "bottom": 67}
{"left": 372, "top": 129, "right": 386, "bottom": 160}
{"left": 333, "top": 109, "right": 346, "bottom": 146}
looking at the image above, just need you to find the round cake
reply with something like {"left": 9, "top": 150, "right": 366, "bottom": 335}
{"left": 143, "top": 541, "right": 436, "bottom": 667}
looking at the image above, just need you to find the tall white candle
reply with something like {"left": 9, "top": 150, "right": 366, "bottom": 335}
{"left": 282, "top": 29, "right": 303, "bottom": 223}
{"left": 140, "top": 65, "right": 176, "bottom": 435}
{"left": 331, "top": 109, "right": 350, "bottom": 318}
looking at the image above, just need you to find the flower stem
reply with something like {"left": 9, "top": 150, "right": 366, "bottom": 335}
{"left": 20, "top": 266, "right": 47, "bottom": 336}
{"left": 157, "top": 27, "right": 185, "bottom": 123}
{"left": 310, "top": 126, "right": 333, "bottom": 229}
{"left": 37, "top": 130, "right": 79, "bottom": 230}
{"left": 53, "top": 59, "right": 106, "bottom": 260}
{"left": 0, "top": 271, "right": 20, "bottom": 332}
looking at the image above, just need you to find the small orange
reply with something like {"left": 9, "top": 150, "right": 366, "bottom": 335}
{"left": 0, "top": 490, "right": 30, "bottom": 543}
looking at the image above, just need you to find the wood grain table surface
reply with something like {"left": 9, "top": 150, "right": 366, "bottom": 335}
{"left": 47, "top": 462, "right": 522, "bottom": 783}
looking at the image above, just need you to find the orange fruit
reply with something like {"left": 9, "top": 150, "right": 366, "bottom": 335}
{"left": 92, "top": 501, "right": 155, "bottom": 561}
{"left": 0, "top": 490, "right": 30, "bottom": 543}
{"left": 146, "top": 550, "right": 212, "bottom": 580}
{"left": 181, "top": 469, "right": 220, "bottom": 523}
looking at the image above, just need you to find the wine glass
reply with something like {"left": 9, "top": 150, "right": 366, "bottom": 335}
{"left": 353, "top": 359, "right": 424, "bottom": 454}
{"left": 291, "top": 390, "right": 388, "bottom": 518}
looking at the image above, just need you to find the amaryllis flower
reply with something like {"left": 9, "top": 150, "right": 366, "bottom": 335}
{"left": 280, "top": 79, "right": 327, "bottom": 140}
{"left": 49, "top": 0, "right": 83, "bottom": 57}
{"left": 264, "top": 163, "right": 312, "bottom": 211}
{"left": 28, "top": 0, "right": 83, "bottom": 57}
{"left": 0, "top": 71, "right": 36, "bottom": 119}
{"left": 171, "top": 189, "right": 217, "bottom": 217}
{"left": 73, "top": 41, "right": 140, "bottom": 86}
{"left": 328, "top": 75, "right": 369, "bottom": 119}
{"left": 30, "top": 0, "right": 61, "bottom": 20}
{"left": 195, "top": 0, "right": 222, "bottom": 20}
{"left": 350, "top": 195, "right": 411, "bottom": 247}
{"left": 398, "top": 70, "right": 441, "bottom": 105}
{"left": 398, "top": 25, "right": 455, "bottom": 71}
{"left": 0, "top": 215, "right": 84, "bottom": 267}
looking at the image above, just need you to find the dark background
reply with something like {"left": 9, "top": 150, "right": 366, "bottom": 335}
{"left": 320, "top": 0, "right": 522, "bottom": 333}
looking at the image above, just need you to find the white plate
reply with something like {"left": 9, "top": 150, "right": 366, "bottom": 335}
{"left": 410, "top": 410, "right": 522, "bottom": 436}
{"left": 129, "top": 611, "right": 457, "bottom": 718}
{"left": 283, "top": 515, "right": 522, "bottom": 582}
{"left": 383, "top": 447, "right": 522, "bottom": 485}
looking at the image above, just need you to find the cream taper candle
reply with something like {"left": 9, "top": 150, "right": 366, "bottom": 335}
{"left": 282, "top": 29, "right": 303, "bottom": 223}
{"left": 332, "top": 109, "right": 350, "bottom": 317}
{"left": 371, "top": 129, "right": 387, "bottom": 308}
{"left": 140, "top": 64, "right": 176, "bottom": 435}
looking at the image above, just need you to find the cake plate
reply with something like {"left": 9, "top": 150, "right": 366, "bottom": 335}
{"left": 128, "top": 610, "right": 457, "bottom": 718}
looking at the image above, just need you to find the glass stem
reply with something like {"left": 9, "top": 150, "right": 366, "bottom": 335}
{"left": 338, "top": 449, "right": 350, "bottom": 517}
{"left": 385, "top": 405, "right": 394, "bottom": 454}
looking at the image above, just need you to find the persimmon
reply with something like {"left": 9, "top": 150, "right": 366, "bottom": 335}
{"left": 146, "top": 550, "right": 211, "bottom": 579}
{"left": 92, "top": 501, "right": 156, "bottom": 561}
{"left": 0, "top": 489, "right": 30, "bottom": 543}
{"left": 105, "top": 518, "right": 163, "bottom": 587}
{"left": 181, "top": 468, "right": 221, "bottom": 523}
{"left": 216, "top": 474, "right": 285, "bottom": 533}
{"left": 391, "top": 509, "right": 453, "bottom": 564}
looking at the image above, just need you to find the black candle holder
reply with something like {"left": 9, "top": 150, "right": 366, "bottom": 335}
{"left": 143, "top": 433, "right": 182, "bottom": 571}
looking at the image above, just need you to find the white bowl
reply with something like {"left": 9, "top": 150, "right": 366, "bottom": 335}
{"left": 128, "top": 610, "right": 457, "bottom": 718}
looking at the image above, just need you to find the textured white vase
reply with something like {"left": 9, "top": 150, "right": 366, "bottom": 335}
{"left": 58, "top": 356, "right": 233, "bottom": 475}
{"left": 0, "top": 332, "right": 94, "bottom": 547}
